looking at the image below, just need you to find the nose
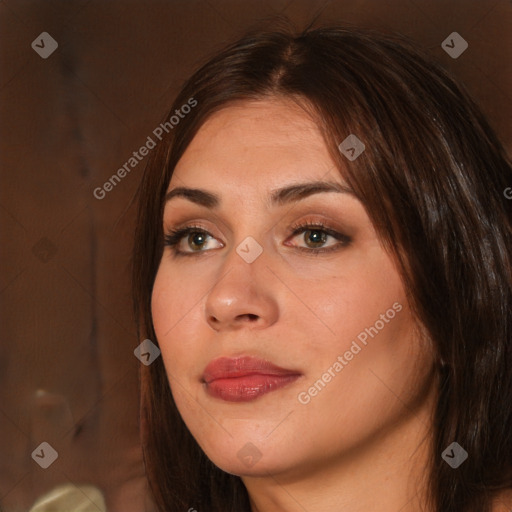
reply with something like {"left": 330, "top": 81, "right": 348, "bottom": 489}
{"left": 204, "top": 242, "right": 279, "bottom": 332}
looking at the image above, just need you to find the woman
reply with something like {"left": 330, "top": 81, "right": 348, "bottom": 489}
{"left": 131, "top": 20, "right": 512, "bottom": 512}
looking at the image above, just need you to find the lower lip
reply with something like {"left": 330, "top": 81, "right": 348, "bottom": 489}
{"left": 204, "top": 374, "right": 301, "bottom": 402}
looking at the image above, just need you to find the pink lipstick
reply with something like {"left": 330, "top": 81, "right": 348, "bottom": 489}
{"left": 202, "top": 356, "right": 302, "bottom": 402}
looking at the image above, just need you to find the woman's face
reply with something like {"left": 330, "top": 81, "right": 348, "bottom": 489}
{"left": 151, "top": 97, "right": 436, "bottom": 480}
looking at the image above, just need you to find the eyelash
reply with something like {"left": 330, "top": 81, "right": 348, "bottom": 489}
{"left": 163, "top": 222, "right": 351, "bottom": 257}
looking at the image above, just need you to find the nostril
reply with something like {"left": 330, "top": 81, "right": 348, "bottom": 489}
{"left": 242, "top": 314, "right": 259, "bottom": 322}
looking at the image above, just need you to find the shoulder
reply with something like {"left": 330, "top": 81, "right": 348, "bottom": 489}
{"left": 491, "top": 488, "right": 512, "bottom": 511}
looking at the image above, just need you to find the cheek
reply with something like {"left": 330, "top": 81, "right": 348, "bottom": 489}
{"left": 151, "top": 258, "right": 210, "bottom": 330}
{"left": 304, "top": 246, "right": 407, "bottom": 354}
{"left": 303, "top": 266, "right": 430, "bottom": 423}
{"left": 151, "top": 267, "right": 176, "bottom": 341}
{"left": 151, "top": 264, "right": 202, "bottom": 373}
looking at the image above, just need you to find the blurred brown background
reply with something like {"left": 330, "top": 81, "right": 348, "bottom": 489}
{"left": 0, "top": 0, "right": 510, "bottom": 511}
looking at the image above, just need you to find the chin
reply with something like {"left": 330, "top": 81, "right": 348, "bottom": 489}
{"left": 201, "top": 435, "right": 299, "bottom": 478}
{"left": 211, "top": 454, "right": 285, "bottom": 478}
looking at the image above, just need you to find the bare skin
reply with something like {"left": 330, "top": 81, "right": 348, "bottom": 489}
{"left": 151, "top": 97, "right": 465, "bottom": 511}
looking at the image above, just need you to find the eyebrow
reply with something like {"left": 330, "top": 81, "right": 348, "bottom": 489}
{"left": 164, "top": 181, "right": 355, "bottom": 209}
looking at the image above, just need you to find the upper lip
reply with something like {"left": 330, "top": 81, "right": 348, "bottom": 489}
{"left": 202, "top": 356, "right": 301, "bottom": 384}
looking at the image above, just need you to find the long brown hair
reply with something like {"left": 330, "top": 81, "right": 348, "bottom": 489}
{"left": 131, "top": 19, "right": 512, "bottom": 512}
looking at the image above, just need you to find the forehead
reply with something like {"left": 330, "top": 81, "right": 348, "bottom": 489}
{"left": 170, "top": 98, "right": 339, "bottom": 192}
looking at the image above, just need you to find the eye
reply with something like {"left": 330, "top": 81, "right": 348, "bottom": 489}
{"left": 163, "top": 222, "right": 351, "bottom": 258}
{"left": 285, "top": 222, "right": 351, "bottom": 253}
{"left": 163, "top": 225, "right": 223, "bottom": 256}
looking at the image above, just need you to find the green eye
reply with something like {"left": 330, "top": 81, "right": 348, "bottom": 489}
{"left": 164, "top": 226, "right": 222, "bottom": 256}
{"left": 287, "top": 223, "right": 351, "bottom": 253}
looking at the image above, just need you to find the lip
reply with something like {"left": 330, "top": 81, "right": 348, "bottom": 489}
{"left": 202, "top": 356, "right": 302, "bottom": 402}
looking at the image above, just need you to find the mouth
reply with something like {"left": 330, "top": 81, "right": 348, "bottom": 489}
{"left": 202, "top": 356, "right": 302, "bottom": 402}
